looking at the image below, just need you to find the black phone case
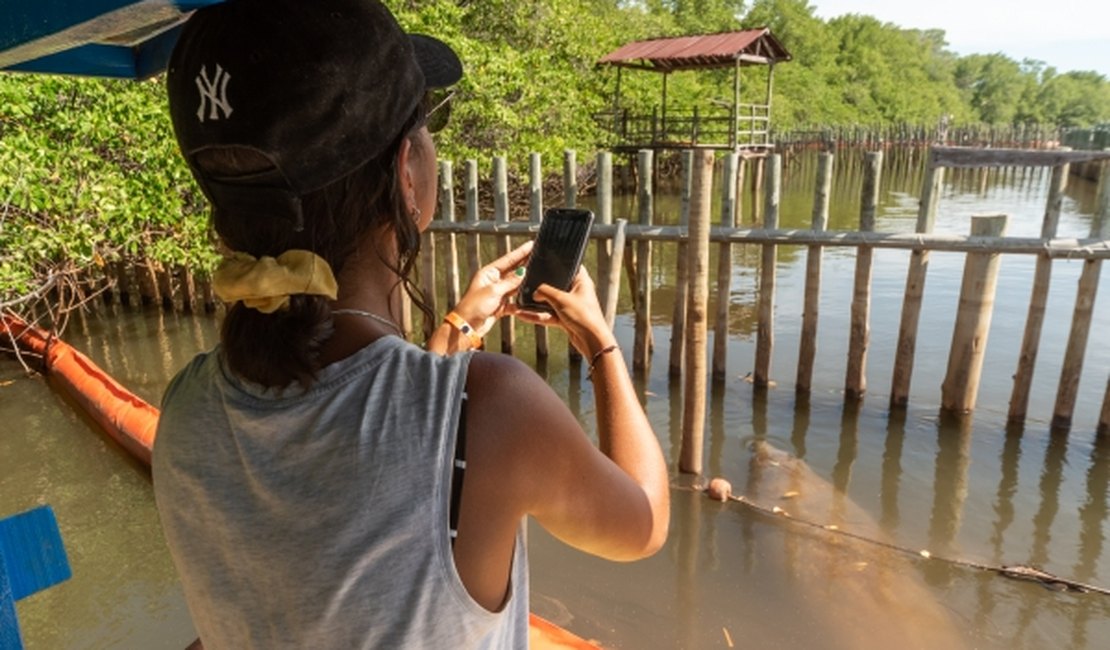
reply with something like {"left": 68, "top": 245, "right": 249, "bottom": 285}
{"left": 518, "top": 208, "right": 595, "bottom": 313}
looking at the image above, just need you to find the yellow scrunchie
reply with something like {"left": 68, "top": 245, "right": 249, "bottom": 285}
{"left": 211, "top": 250, "right": 338, "bottom": 314}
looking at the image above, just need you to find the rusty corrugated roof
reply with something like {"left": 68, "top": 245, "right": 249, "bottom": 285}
{"left": 598, "top": 29, "right": 791, "bottom": 72}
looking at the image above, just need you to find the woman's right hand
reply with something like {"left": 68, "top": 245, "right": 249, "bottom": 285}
{"left": 513, "top": 267, "right": 616, "bottom": 358}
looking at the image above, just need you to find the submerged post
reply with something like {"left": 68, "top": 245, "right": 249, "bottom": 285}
{"left": 670, "top": 151, "right": 694, "bottom": 378}
{"left": 596, "top": 152, "right": 614, "bottom": 309}
{"left": 681, "top": 150, "right": 715, "bottom": 475}
{"left": 440, "top": 161, "right": 460, "bottom": 310}
{"left": 464, "top": 159, "right": 481, "bottom": 279}
{"left": 493, "top": 156, "right": 514, "bottom": 353}
{"left": 753, "top": 154, "right": 781, "bottom": 387}
{"left": 845, "top": 151, "right": 881, "bottom": 400}
{"left": 941, "top": 215, "right": 1008, "bottom": 413}
{"left": 797, "top": 152, "right": 833, "bottom": 393}
{"left": 1053, "top": 164, "right": 1110, "bottom": 429}
{"left": 891, "top": 152, "right": 944, "bottom": 408}
{"left": 713, "top": 152, "right": 739, "bottom": 380}
{"left": 530, "top": 153, "right": 549, "bottom": 358}
{"left": 633, "top": 149, "right": 655, "bottom": 372}
{"left": 1009, "top": 160, "right": 1069, "bottom": 422}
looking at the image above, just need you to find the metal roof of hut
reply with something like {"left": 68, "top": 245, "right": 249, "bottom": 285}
{"left": 598, "top": 29, "right": 792, "bottom": 73}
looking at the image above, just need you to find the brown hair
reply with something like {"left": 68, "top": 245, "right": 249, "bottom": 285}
{"left": 200, "top": 109, "right": 433, "bottom": 388}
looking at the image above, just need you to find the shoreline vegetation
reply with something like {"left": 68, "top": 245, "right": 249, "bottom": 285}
{"left": 2, "top": 0, "right": 1108, "bottom": 320}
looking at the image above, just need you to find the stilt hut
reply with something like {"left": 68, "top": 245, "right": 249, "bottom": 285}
{"left": 596, "top": 29, "right": 792, "bottom": 153}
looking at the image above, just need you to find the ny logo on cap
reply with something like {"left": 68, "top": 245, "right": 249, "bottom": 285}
{"left": 195, "top": 65, "right": 233, "bottom": 122}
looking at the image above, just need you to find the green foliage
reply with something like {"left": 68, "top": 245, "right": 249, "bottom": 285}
{"left": 2, "top": 0, "right": 1109, "bottom": 304}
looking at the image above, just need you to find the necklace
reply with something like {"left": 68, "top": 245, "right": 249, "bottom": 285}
{"left": 332, "top": 308, "right": 403, "bottom": 337}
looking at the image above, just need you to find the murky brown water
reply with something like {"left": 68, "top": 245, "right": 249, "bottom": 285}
{"left": 3, "top": 150, "right": 1109, "bottom": 648}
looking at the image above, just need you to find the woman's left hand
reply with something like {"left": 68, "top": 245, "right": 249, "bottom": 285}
{"left": 452, "top": 241, "right": 532, "bottom": 337}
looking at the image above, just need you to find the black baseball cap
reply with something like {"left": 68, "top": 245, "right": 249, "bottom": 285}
{"left": 166, "top": 0, "right": 462, "bottom": 227}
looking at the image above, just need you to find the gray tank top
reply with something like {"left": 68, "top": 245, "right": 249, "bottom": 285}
{"left": 153, "top": 336, "right": 529, "bottom": 649}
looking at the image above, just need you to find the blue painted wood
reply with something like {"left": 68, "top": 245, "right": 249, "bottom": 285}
{"left": 0, "top": 0, "right": 226, "bottom": 79}
{"left": 0, "top": 506, "right": 71, "bottom": 601}
{"left": 0, "top": 553, "right": 23, "bottom": 650}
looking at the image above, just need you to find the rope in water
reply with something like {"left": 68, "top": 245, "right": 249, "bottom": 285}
{"left": 680, "top": 485, "right": 1110, "bottom": 597}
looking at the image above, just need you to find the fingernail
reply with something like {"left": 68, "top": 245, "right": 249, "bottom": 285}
{"left": 515, "top": 267, "right": 525, "bottom": 277}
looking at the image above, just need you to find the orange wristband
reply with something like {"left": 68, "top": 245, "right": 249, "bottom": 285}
{"left": 444, "top": 311, "right": 483, "bottom": 349}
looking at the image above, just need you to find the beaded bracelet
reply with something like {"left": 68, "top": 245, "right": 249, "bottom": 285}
{"left": 587, "top": 344, "right": 619, "bottom": 380}
{"left": 444, "top": 311, "right": 483, "bottom": 349}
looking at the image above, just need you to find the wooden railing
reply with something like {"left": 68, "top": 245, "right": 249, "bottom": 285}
{"left": 422, "top": 146, "right": 1110, "bottom": 473}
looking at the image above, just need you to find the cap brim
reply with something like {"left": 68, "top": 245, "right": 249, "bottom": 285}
{"left": 409, "top": 34, "right": 462, "bottom": 89}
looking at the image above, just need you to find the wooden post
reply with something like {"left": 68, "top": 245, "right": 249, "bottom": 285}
{"left": 603, "top": 220, "right": 627, "bottom": 329}
{"left": 1009, "top": 161, "right": 1068, "bottom": 422}
{"left": 439, "top": 160, "right": 461, "bottom": 310}
{"left": 563, "top": 150, "right": 577, "bottom": 209}
{"left": 420, "top": 217, "right": 438, "bottom": 340}
{"left": 155, "top": 264, "right": 174, "bottom": 311}
{"left": 135, "top": 258, "right": 159, "bottom": 307}
{"left": 680, "top": 149, "right": 715, "bottom": 475}
{"left": 712, "top": 152, "right": 738, "bottom": 379}
{"left": 753, "top": 154, "right": 781, "bottom": 387}
{"left": 530, "top": 153, "right": 549, "bottom": 358}
{"left": 633, "top": 149, "right": 654, "bottom": 372}
{"left": 178, "top": 267, "right": 196, "bottom": 313}
{"left": 564, "top": 150, "right": 581, "bottom": 363}
{"left": 493, "top": 156, "right": 514, "bottom": 354}
{"left": 941, "top": 214, "right": 1009, "bottom": 413}
{"left": 670, "top": 150, "right": 694, "bottom": 378}
{"left": 465, "top": 159, "right": 481, "bottom": 280}
{"left": 796, "top": 152, "right": 833, "bottom": 393}
{"left": 891, "top": 154, "right": 944, "bottom": 408}
{"left": 596, "top": 151, "right": 613, "bottom": 310}
{"left": 1099, "top": 376, "right": 1110, "bottom": 436}
{"left": 1053, "top": 164, "right": 1110, "bottom": 429}
{"left": 845, "top": 152, "right": 881, "bottom": 400}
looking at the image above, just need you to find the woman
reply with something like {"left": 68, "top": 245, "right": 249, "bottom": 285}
{"left": 152, "top": 1, "right": 669, "bottom": 648}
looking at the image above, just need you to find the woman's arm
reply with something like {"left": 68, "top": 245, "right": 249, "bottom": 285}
{"left": 425, "top": 242, "right": 532, "bottom": 355}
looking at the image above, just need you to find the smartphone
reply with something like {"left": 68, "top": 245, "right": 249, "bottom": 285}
{"left": 518, "top": 208, "right": 595, "bottom": 313}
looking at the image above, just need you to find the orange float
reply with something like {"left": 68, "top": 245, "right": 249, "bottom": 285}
{"left": 2, "top": 314, "right": 599, "bottom": 650}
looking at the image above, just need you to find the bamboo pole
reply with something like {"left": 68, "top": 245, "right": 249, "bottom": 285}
{"left": 1009, "top": 161, "right": 1068, "bottom": 422}
{"left": 1053, "top": 164, "right": 1110, "bottom": 429}
{"left": 712, "top": 152, "right": 738, "bottom": 380}
{"left": 530, "top": 153, "right": 549, "bottom": 358}
{"left": 796, "top": 152, "right": 833, "bottom": 393}
{"left": 941, "top": 214, "right": 1009, "bottom": 412}
{"left": 845, "top": 152, "right": 881, "bottom": 400}
{"left": 753, "top": 154, "right": 781, "bottom": 387}
{"left": 465, "top": 159, "right": 481, "bottom": 280}
{"left": 439, "top": 160, "right": 461, "bottom": 310}
{"left": 493, "top": 156, "right": 514, "bottom": 354}
{"left": 633, "top": 149, "right": 654, "bottom": 372}
{"left": 603, "top": 220, "right": 627, "bottom": 329}
{"left": 669, "top": 150, "right": 694, "bottom": 378}
{"left": 891, "top": 155, "right": 944, "bottom": 408}
{"left": 680, "top": 149, "right": 715, "bottom": 475}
